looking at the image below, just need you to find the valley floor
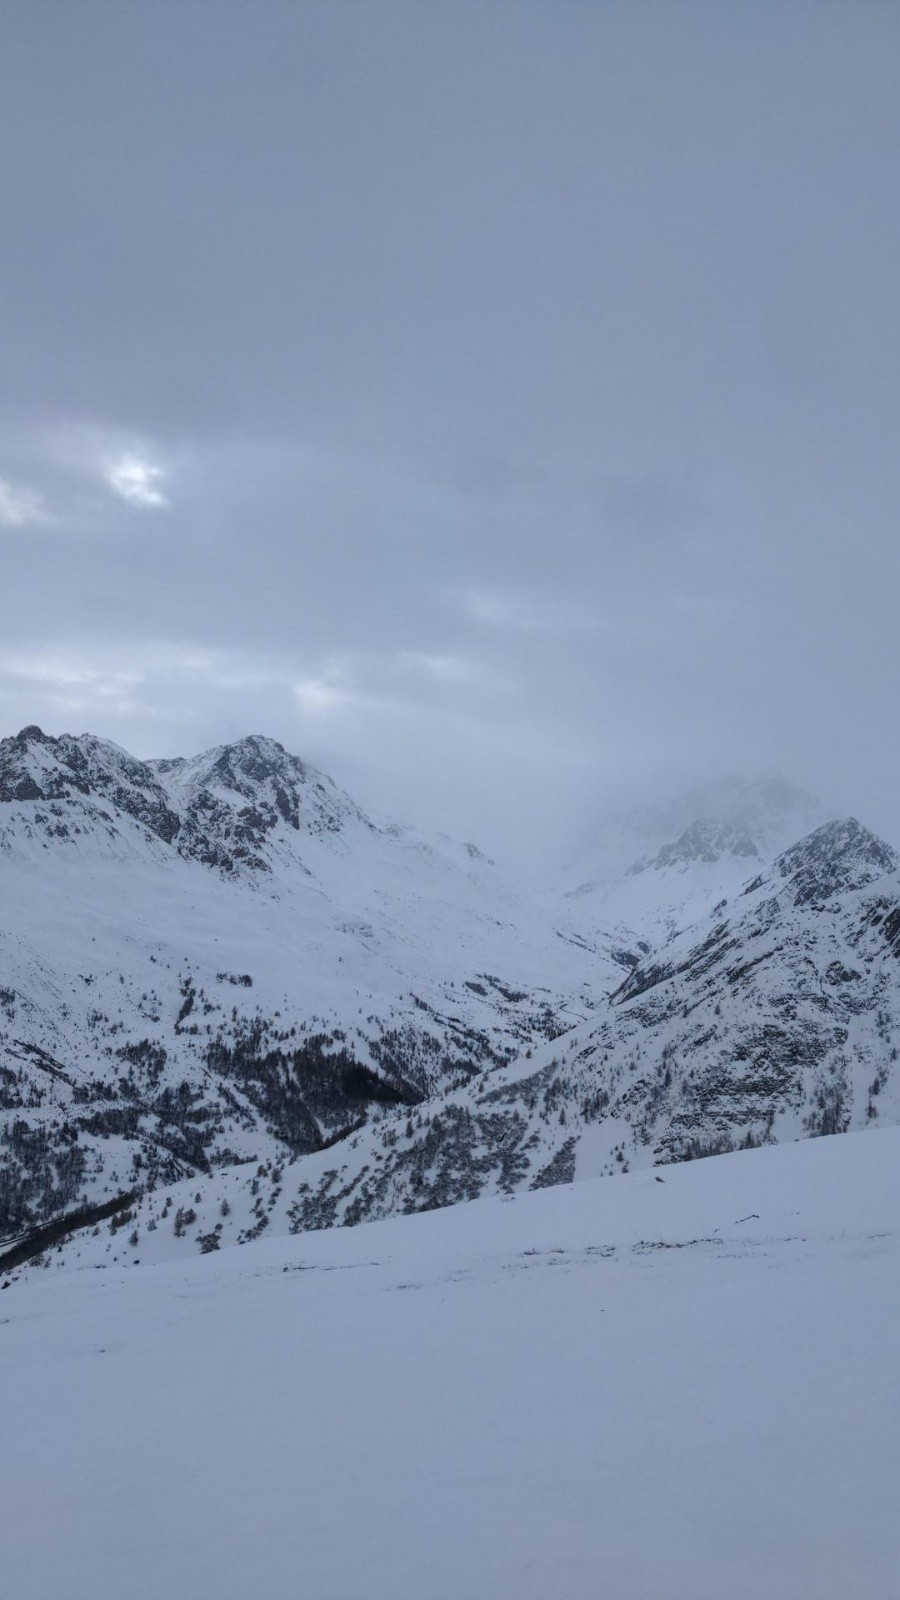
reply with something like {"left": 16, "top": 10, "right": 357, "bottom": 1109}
{"left": 2, "top": 1130, "right": 898, "bottom": 1600}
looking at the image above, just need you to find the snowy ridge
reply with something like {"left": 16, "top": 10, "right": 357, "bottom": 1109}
{"left": 0, "top": 725, "right": 370, "bottom": 872}
{"left": 149, "top": 733, "right": 376, "bottom": 872}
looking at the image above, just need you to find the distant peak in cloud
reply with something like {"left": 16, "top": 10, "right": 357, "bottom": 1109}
{"left": 103, "top": 453, "right": 167, "bottom": 509}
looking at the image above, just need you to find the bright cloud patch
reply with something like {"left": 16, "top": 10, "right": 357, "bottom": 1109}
{"left": 103, "top": 454, "right": 168, "bottom": 509}
{"left": 0, "top": 477, "right": 48, "bottom": 528}
{"left": 294, "top": 675, "right": 359, "bottom": 714}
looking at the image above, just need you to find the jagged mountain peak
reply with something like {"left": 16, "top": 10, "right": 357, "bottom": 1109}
{"left": 558, "top": 776, "right": 828, "bottom": 951}
{"left": 0, "top": 724, "right": 181, "bottom": 844}
{"left": 150, "top": 733, "right": 373, "bottom": 867}
{"left": 155, "top": 732, "right": 314, "bottom": 786}
{"left": 628, "top": 817, "right": 761, "bottom": 876}
{"left": 215, "top": 733, "right": 312, "bottom": 783}
{"left": 618, "top": 817, "right": 900, "bottom": 1005}
{"left": 0, "top": 725, "right": 380, "bottom": 873}
{"left": 4, "top": 724, "right": 161, "bottom": 790}
{"left": 565, "top": 772, "right": 826, "bottom": 927}
{"left": 625, "top": 774, "right": 824, "bottom": 876}
{"left": 768, "top": 817, "right": 899, "bottom": 906}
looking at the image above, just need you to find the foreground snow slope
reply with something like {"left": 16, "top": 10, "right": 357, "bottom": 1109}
{"left": 3, "top": 1129, "right": 898, "bottom": 1600}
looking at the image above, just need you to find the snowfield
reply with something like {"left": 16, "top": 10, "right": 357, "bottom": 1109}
{"left": 2, "top": 1128, "right": 898, "bottom": 1600}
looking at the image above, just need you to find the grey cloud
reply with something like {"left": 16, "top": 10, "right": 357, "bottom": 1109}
{"left": 1, "top": 2, "right": 899, "bottom": 864}
{"left": 0, "top": 478, "right": 49, "bottom": 528}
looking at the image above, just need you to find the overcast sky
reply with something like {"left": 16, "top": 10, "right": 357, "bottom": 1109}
{"left": 1, "top": 2, "right": 898, "bottom": 862}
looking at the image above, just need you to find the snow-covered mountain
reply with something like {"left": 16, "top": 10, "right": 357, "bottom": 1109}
{"left": 0, "top": 723, "right": 372, "bottom": 870}
{"left": 569, "top": 773, "right": 826, "bottom": 879}
{"left": 4, "top": 725, "right": 900, "bottom": 1273}
{"left": 0, "top": 725, "right": 623, "bottom": 1237}
{"left": 24, "top": 811, "right": 900, "bottom": 1270}
{"left": 563, "top": 774, "right": 826, "bottom": 941}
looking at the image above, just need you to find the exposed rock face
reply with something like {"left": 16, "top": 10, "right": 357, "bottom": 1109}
{"left": 769, "top": 817, "right": 898, "bottom": 906}
{"left": 629, "top": 818, "right": 761, "bottom": 874}
{"left": 0, "top": 726, "right": 182, "bottom": 847}
{"left": 0, "top": 726, "right": 373, "bottom": 872}
{"left": 150, "top": 733, "right": 375, "bottom": 873}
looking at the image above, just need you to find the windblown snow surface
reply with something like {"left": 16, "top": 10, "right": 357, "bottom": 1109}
{"left": 2, "top": 1128, "right": 898, "bottom": 1600}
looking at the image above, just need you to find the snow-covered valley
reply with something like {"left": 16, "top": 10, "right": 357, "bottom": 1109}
{"left": 3, "top": 726, "right": 900, "bottom": 1270}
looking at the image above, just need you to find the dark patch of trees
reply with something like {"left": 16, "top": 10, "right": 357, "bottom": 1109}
{"left": 0, "top": 1187, "right": 139, "bottom": 1272}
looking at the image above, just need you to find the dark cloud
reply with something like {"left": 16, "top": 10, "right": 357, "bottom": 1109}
{"left": 1, "top": 2, "right": 898, "bottom": 862}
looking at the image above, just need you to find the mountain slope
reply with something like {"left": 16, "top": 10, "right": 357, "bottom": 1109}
{"left": 181, "top": 815, "right": 899, "bottom": 1241}
{"left": 0, "top": 726, "right": 623, "bottom": 1237}
{"left": 6, "top": 726, "right": 900, "bottom": 1265}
